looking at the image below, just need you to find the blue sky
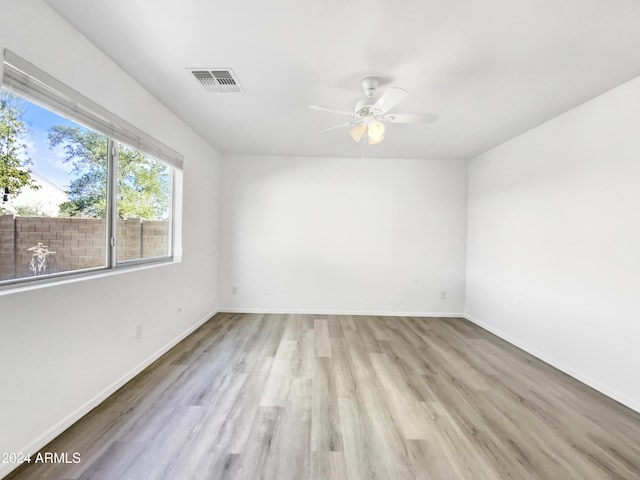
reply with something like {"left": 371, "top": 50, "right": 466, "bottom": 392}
{"left": 14, "top": 92, "right": 87, "bottom": 188}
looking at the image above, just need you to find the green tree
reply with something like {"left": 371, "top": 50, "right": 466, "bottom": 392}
{"left": 49, "top": 126, "right": 169, "bottom": 219}
{"left": 0, "top": 91, "right": 39, "bottom": 202}
{"left": 117, "top": 144, "right": 170, "bottom": 220}
{"left": 15, "top": 202, "right": 51, "bottom": 217}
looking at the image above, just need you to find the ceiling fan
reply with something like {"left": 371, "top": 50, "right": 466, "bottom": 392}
{"left": 310, "top": 77, "right": 438, "bottom": 145}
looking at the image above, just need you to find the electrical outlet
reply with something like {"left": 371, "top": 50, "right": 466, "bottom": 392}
{"left": 231, "top": 286, "right": 238, "bottom": 295}
{"left": 264, "top": 288, "right": 270, "bottom": 295}
{"left": 135, "top": 324, "right": 143, "bottom": 340}
{"left": 440, "top": 291, "right": 447, "bottom": 300}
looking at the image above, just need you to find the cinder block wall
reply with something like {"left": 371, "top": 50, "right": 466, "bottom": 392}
{"left": 0, "top": 215, "right": 16, "bottom": 279}
{"left": 0, "top": 215, "right": 169, "bottom": 280}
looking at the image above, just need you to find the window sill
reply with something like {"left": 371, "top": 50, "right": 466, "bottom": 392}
{"left": 0, "top": 256, "right": 180, "bottom": 296}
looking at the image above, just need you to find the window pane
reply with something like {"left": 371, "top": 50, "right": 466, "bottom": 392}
{"left": 116, "top": 144, "right": 171, "bottom": 263}
{"left": 1, "top": 88, "right": 108, "bottom": 282}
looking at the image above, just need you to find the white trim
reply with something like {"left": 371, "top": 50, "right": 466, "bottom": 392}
{"left": 0, "top": 257, "right": 179, "bottom": 297}
{"left": 219, "top": 307, "right": 465, "bottom": 318}
{"left": 0, "top": 308, "right": 218, "bottom": 480}
{"left": 464, "top": 313, "right": 640, "bottom": 414}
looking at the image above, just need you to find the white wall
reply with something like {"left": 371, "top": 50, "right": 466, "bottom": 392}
{"left": 219, "top": 154, "right": 467, "bottom": 315}
{"left": 466, "top": 76, "right": 640, "bottom": 412}
{"left": 0, "top": 1, "right": 220, "bottom": 477}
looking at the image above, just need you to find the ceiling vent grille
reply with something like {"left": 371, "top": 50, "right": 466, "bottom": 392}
{"left": 189, "top": 69, "right": 243, "bottom": 93}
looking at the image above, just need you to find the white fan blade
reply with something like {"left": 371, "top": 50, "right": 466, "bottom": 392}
{"left": 384, "top": 113, "right": 439, "bottom": 124}
{"left": 348, "top": 124, "right": 366, "bottom": 143}
{"left": 310, "top": 105, "right": 355, "bottom": 117}
{"left": 318, "top": 122, "right": 352, "bottom": 134}
{"left": 372, "top": 87, "right": 408, "bottom": 114}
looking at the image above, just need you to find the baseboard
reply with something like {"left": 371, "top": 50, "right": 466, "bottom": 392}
{"left": 464, "top": 313, "right": 640, "bottom": 415}
{"left": 219, "top": 307, "right": 465, "bottom": 318}
{"left": 1, "top": 308, "right": 218, "bottom": 480}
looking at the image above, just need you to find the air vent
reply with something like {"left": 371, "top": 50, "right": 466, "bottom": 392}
{"left": 189, "top": 69, "right": 243, "bottom": 93}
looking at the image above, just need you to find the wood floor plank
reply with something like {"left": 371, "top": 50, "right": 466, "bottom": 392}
{"left": 369, "top": 352, "right": 433, "bottom": 440}
{"left": 311, "top": 357, "right": 343, "bottom": 452}
{"left": 423, "top": 401, "right": 499, "bottom": 480}
{"left": 159, "top": 372, "right": 248, "bottom": 479}
{"left": 404, "top": 438, "right": 465, "bottom": 480}
{"left": 261, "top": 378, "right": 312, "bottom": 480}
{"left": 280, "top": 312, "right": 302, "bottom": 341}
{"left": 259, "top": 339, "right": 297, "bottom": 406}
{"left": 7, "top": 313, "right": 640, "bottom": 480}
{"left": 235, "top": 406, "right": 283, "bottom": 480}
{"left": 327, "top": 315, "right": 346, "bottom": 338}
{"left": 349, "top": 370, "right": 416, "bottom": 479}
{"left": 338, "top": 396, "right": 389, "bottom": 480}
{"left": 338, "top": 315, "right": 357, "bottom": 332}
{"left": 224, "top": 359, "right": 274, "bottom": 454}
{"left": 311, "top": 451, "right": 348, "bottom": 480}
{"left": 314, "top": 318, "right": 332, "bottom": 357}
{"left": 331, "top": 338, "right": 357, "bottom": 399}
{"left": 293, "top": 327, "right": 315, "bottom": 381}
{"left": 366, "top": 315, "right": 392, "bottom": 341}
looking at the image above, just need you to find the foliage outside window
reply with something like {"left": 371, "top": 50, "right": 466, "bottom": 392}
{"left": 0, "top": 92, "right": 39, "bottom": 202}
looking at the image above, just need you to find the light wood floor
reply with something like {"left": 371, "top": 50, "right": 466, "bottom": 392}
{"left": 6, "top": 313, "right": 640, "bottom": 479}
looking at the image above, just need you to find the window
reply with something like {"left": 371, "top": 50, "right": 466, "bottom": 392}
{"left": 0, "top": 50, "right": 182, "bottom": 286}
{"left": 116, "top": 144, "right": 171, "bottom": 263}
{"left": 0, "top": 92, "right": 109, "bottom": 279}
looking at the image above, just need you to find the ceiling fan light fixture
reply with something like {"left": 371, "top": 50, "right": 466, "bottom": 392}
{"left": 311, "top": 77, "right": 438, "bottom": 146}
{"left": 368, "top": 134, "right": 385, "bottom": 145}
{"left": 348, "top": 124, "right": 366, "bottom": 143}
{"left": 367, "top": 120, "right": 385, "bottom": 143}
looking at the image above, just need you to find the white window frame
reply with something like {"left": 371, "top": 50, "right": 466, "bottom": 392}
{"left": 1, "top": 49, "right": 183, "bottom": 288}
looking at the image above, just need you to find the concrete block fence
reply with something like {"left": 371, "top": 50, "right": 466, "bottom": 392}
{"left": 0, "top": 215, "right": 169, "bottom": 281}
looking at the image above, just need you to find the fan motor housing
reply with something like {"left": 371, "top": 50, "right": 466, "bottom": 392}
{"left": 361, "top": 76, "right": 379, "bottom": 98}
{"left": 354, "top": 99, "right": 378, "bottom": 118}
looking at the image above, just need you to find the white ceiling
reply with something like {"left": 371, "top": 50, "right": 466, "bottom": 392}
{"left": 45, "top": 0, "right": 640, "bottom": 160}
